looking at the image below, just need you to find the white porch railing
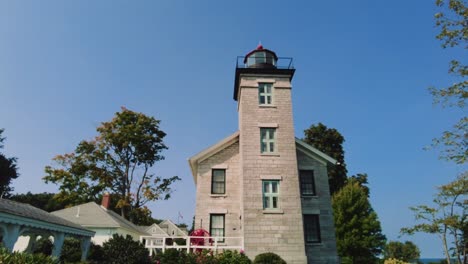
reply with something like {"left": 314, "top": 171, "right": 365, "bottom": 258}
{"left": 139, "top": 236, "right": 244, "bottom": 256}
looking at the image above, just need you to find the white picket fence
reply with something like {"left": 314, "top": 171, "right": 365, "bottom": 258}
{"left": 140, "top": 236, "right": 244, "bottom": 256}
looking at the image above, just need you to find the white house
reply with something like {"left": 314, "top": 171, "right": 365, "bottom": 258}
{"left": 51, "top": 194, "right": 148, "bottom": 245}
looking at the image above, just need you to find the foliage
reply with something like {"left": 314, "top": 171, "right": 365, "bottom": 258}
{"left": 43, "top": 107, "right": 180, "bottom": 219}
{"left": 9, "top": 192, "right": 67, "bottom": 212}
{"left": 384, "top": 258, "right": 410, "bottom": 264}
{"left": 102, "top": 234, "right": 151, "bottom": 264}
{"left": 189, "top": 229, "right": 213, "bottom": 252}
{"left": 0, "top": 129, "right": 19, "bottom": 198}
{"left": 32, "top": 236, "right": 53, "bottom": 255}
{"left": 59, "top": 238, "right": 82, "bottom": 263}
{"left": 303, "top": 123, "right": 348, "bottom": 194}
{"left": 332, "top": 179, "right": 386, "bottom": 263}
{"left": 87, "top": 243, "right": 105, "bottom": 263}
{"left": 383, "top": 241, "right": 420, "bottom": 262}
{"left": 216, "top": 250, "right": 251, "bottom": 264}
{"left": 0, "top": 246, "right": 57, "bottom": 264}
{"left": 253, "top": 252, "right": 286, "bottom": 264}
{"left": 401, "top": 173, "right": 467, "bottom": 264}
{"left": 428, "top": 0, "right": 467, "bottom": 164}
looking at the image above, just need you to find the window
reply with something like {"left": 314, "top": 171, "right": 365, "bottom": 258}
{"left": 263, "top": 180, "right": 280, "bottom": 209}
{"left": 211, "top": 169, "right": 226, "bottom": 194}
{"left": 258, "top": 83, "right": 273, "bottom": 105}
{"left": 210, "top": 214, "right": 225, "bottom": 242}
{"left": 299, "top": 170, "right": 316, "bottom": 196}
{"left": 260, "top": 128, "right": 276, "bottom": 153}
{"left": 303, "top": 215, "right": 321, "bottom": 243}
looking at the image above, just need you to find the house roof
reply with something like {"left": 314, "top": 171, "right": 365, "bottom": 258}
{"left": 188, "top": 131, "right": 239, "bottom": 184}
{"left": 295, "top": 138, "right": 337, "bottom": 165}
{"left": 51, "top": 202, "right": 148, "bottom": 235}
{"left": 0, "top": 198, "right": 94, "bottom": 236}
{"left": 138, "top": 223, "right": 168, "bottom": 236}
{"left": 188, "top": 133, "right": 337, "bottom": 183}
{"left": 159, "top": 219, "right": 188, "bottom": 235}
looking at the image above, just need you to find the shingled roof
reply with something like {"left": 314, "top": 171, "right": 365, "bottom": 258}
{"left": 0, "top": 198, "right": 94, "bottom": 235}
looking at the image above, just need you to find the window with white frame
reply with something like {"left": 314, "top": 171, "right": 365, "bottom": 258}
{"left": 258, "top": 83, "right": 273, "bottom": 105}
{"left": 263, "top": 180, "right": 279, "bottom": 209}
{"left": 299, "top": 170, "right": 316, "bottom": 196}
{"left": 260, "top": 128, "right": 276, "bottom": 153}
{"left": 210, "top": 214, "right": 225, "bottom": 242}
{"left": 303, "top": 214, "right": 321, "bottom": 243}
{"left": 211, "top": 169, "right": 226, "bottom": 194}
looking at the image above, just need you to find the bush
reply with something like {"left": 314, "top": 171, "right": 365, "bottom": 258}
{"left": 217, "top": 250, "right": 251, "bottom": 264}
{"left": 384, "top": 259, "right": 410, "bottom": 264}
{"left": 60, "top": 237, "right": 82, "bottom": 263}
{"left": 0, "top": 246, "right": 58, "bottom": 264}
{"left": 32, "top": 236, "right": 53, "bottom": 255}
{"left": 253, "top": 252, "right": 286, "bottom": 264}
{"left": 102, "top": 234, "right": 151, "bottom": 264}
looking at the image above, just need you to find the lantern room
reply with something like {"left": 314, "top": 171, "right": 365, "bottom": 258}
{"left": 243, "top": 44, "right": 278, "bottom": 68}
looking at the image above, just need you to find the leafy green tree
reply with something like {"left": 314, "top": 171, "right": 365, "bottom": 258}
{"left": 43, "top": 108, "right": 180, "bottom": 219}
{"left": 401, "top": 173, "right": 467, "bottom": 264}
{"left": 332, "top": 178, "right": 386, "bottom": 263}
{"left": 9, "top": 192, "right": 67, "bottom": 212}
{"left": 428, "top": 0, "right": 467, "bottom": 164}
{"left": 383, "top": 241, "right": 420, "bottom": 262}
{"left": 303, "top": 123, "right": 348, "bottom": 194}
{"left": 0, "top": 129, "right": 19, "bottom": 198}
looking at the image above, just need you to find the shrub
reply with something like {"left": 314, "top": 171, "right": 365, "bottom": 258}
{"left": 384, "top": 258, "right": 410, "bottom": 264}
{"left": 154, "top": 249, "right": 218, "bottom": 264}
{"left": 102, "top": 234, "right": 151, "bottom": 264}
{"left": 253, "top": 252, "right": 287, "bottom": 264}
{"left": 217, "top": 250, "right": 251, "bottom": 264}
{"left": 0, "top": 246, "right": 58, "bottom": 264}
{"left": 32, "top": 236, "right": 53, "bottom": 255}
{"left": 60, "top": 237, "right": 82, "bottom": 263}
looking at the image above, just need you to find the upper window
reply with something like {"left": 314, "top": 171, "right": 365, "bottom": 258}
{"left": 210, "top": 214, "right": 225, "bottom": 242}
{"left": 299, "top": 170, "right": 316, "bottom": 196}
{"left": 260, "top": 128, "right": 276, "bottom": 153}
{"left": 258, "top": 83, "right": 273, "bottom": 105}
{"left": 263, "top": 180, "right": 280, "bottom": 210}
{"left": 211, "top": 169, "right": 226, "bottom": 194}
{"left": 303, "top": 214, "right": 321, "bottom": 243}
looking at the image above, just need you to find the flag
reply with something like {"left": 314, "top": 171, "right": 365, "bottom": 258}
{"left": 178, "top": 211, "right": 183, "bottom": 219}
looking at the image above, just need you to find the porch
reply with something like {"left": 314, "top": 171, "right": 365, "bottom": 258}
{"left": 140, "top": 235, "right": 244, "bottom": 256}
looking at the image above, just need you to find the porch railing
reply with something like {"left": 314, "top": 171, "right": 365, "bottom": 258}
{"left": 139, "top": 236, "right": 244, "bottom": 256}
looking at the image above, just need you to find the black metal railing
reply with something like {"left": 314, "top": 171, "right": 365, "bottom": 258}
{"left": 235, "top": 56, "right": 294, "bottom": 70}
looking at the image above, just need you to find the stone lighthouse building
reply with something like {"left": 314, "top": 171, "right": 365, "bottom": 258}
{"left": 189, "top": 45, "right": 339, "bottom": 264}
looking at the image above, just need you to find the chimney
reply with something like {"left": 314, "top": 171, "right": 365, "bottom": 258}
{"left": 101, "top": 192, "right": 110, "bottom": 209}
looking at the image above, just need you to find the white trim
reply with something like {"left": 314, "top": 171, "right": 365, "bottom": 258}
{"left": 188, "top": 132, "right": 239, "bottom": 184}
{"left": 295, "top": 138, "right": 337, "bottom": 165}
{"left": 256, "top": 78, "right": 276, "bottom": 83}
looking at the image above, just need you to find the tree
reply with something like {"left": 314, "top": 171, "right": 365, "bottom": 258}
{"left": 303, "top": 123, "right": 348, "bottom": 194}
{"left": 0, "top": 129, "right": 19, "bottom": 198}
{"left": 9, "top": 192, "right": 67, "bottom": 212}
{"left": 332, "top": 178, "right": 386, "bottom": 263}
{"left": 383, "top": 241, "right": 421, "bottom": 262}
{"left": 43, "top": 107, "right": 181, "bottom": 219}
{"left": 401, "top": 173, "right": 467, "bottom": 264}
{"left": 429, "top": 0, "right": 467, "bottom": 164}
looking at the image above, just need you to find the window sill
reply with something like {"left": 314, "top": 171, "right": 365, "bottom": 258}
{"left": 260, "top": 153, "right": 280, "bottom": 157}
{"left": 263, "top": 209, "right": 284, "bottom": 214}
{"left": 259, "top": 105, "right": 277, "bottom": 108}
{"left": 305, "top": 242, "right": 323, "bottom": 246}
{"left": 210, "top": 194, "right": 227, "bottom": 198}
{"left": 301, "top": 195, "right": 319, "bottom": 199}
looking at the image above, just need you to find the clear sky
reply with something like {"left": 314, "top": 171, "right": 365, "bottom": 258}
{"left": 0, "top": 0, "right": 465, "bottom": 258}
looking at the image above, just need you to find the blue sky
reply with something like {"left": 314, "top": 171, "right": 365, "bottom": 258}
{"left": 0, "top": 1, "right": 465, "bottom": 258}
